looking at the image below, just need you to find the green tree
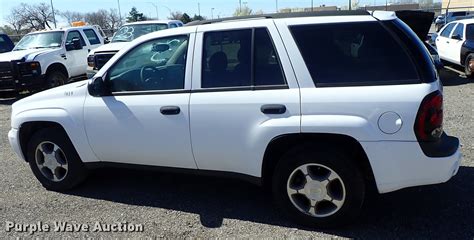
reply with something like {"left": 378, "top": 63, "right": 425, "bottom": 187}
{"left": 191, "top": 14, "right": 205, "bottom": 21}
{"left": 126, "top": 7, "right": 147, "bottom": 22}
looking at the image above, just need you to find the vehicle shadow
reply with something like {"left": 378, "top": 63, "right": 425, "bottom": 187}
{"left": 66, "top": 165, "right": 474, "bottom": 238}
{"left": 440, "top": 67, "right": 474, "bottom": 86}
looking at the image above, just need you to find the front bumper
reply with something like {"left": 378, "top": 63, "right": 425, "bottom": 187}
{"left": 8, "top": 128, "right": 26, "bottom": 161}
{"left": 362, "top": 134, "right": 462, "bottom": 193}
{"left": 0, "top": 62, "right": 45, "bottom": 93}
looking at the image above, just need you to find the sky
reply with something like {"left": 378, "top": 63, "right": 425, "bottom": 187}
{"left": 0, "top": 0, "right": 437, "bottom": 27}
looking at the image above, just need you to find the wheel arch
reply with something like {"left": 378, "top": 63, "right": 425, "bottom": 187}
{"left": 18, "top": 121, "right": 68, "bottom": 162}
{"left": 261, "top": 133, "right": 376, "bottom": 191}
{"left": 45, "top": 62, "right": 69, "bottom": 79}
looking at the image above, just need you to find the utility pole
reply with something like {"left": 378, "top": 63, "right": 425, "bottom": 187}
{"left": 239, "top": 0, "right": 242, "bottom": 12}
{"left": 50, "top": 0, "right": 57, "bottom": 28}
{"left": 349, "top": 0, "right": 352, "bottom": 10}
{"left": 211, "top": 8, "right": 215, "bottom": 19}
{"left": 311, "top": 0, "right": 314, "bottom": 11}
{"left": 117, "top": 0, "right": 122, "bottom": 24}
{"left": 148, "top": 2, "right": 159, "bottom": 19}
{"left": 198, "top": 2, "right": 201, "bottom": 16}
{"left": 275, "top": 0, "right": 278, "bottom": 13}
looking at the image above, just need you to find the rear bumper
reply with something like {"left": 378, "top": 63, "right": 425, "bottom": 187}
{"left": 361, "top": 134, "right": 461, "bottom": 193}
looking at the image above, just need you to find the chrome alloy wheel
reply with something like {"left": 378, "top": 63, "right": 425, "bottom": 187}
{"left": 287, "top": 163, "right": 346, "bottom": 218}
{"left": 35, "top": 141, "right": 68, "bottom": 182}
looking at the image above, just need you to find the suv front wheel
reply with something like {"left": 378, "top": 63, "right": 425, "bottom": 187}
{"left": 272, "top": 144, "right": 365, "bottom": 227}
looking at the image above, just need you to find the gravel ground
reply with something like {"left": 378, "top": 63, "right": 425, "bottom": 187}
{"left": 0, "top": 68, "right": 473, "bottom": 239}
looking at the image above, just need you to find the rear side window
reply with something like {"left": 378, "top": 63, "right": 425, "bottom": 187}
{"left": 202, "top": 28, "right": 285, "bottom": 88}
{"left": 83, "top": 29, "right": 101, "bottom": 45}
{"left": 290, "top": 21, "right": 419, "bottom": 86}
{"left": 440, "top": 23, "right": 456, "bottom": 37}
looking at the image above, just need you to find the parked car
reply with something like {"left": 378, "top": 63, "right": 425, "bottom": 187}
{"left": 8, "top": 11, "right": 461, "bottom": 227}
{"left": 0, "top": 26, "right": 104, "bottom": 96}
{"left": 0, "top": 33, "right": 14, "bottom": 53}
{"left": 436, "top": 19, "right": 474, "bottom": 78}
{"left": 86, "top": 20, "right": 183, "bottom": 78}
{"left": 435, "top": 11, "right": 473, "bottom": 31}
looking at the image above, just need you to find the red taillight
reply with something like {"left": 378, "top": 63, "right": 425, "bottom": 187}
{"left": 414, "top": 91, "right": 443, "bottom": 142}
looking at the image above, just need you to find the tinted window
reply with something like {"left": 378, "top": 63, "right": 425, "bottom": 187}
{"left": 66, "top": 31, "right": 86, "bottom": 46}
{"left": 451, "top": 12, "right": 466, "bottom": 17}
{"left": 290, "top": 21, "right": 418, "bottom": 86}
{"left": 83, "top": 29, "right": 101, "bottom": 45}
{"left": 202, "top": 28, "right": 285, "bottom": 88}
{"left": 108, "top": 35, "right": 189, "bottom": 92}
{"left": 169, "top": 23, "right": 178, "bottom": 28}
{"left": 441, "top": 23, "right": 456, "bottom": 37}
{"left": 452, "top": 23, "right": 464, "bottom": 38}
{"left": 0, "top": 35, "right": 13, "bottom": 53}
{"left": 466, "top": 24, "right": 474, "bottom": 40}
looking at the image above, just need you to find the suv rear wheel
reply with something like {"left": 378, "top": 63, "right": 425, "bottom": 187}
{"left": 272, "top": 144, "right": 365, "bottom": 227}
{"left": 464, "top": 53, "right": 474, "bottom": 79}
{"left": 27, "top": 128, "right": 88, "bottom": 191}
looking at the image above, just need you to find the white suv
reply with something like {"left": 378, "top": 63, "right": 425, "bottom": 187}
{"left": 0, "top": 26, "right": 104, "bottom": 96}
{"left": 8, "top": 11, "right": 461, "bottom": 227}
{"left": 86, "top": 20, "right": 183, "bottom": 78}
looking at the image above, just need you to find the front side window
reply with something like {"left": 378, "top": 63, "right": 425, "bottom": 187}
{"left": 14, "top": 32, "right": 63, "bottom": 51}
{"left": 112, "top": 24, "right": 168, "bottom": 42}
{"left": 452, "top": 23, "right": 464, "bottom": 38}
{"left": 290, "top": 21, "right": 419, "bottom": 86}
{"left": 201, "top": 28, "right": 285, "bottom": 88}
{"left": 66, "top": 31, "right": 86, "bottom": 46}
{"left": 441, "top": 23, "right": 456, "bottom": 37}
{"left": 83, "top": 29, "right": 101, "bottom": 45}
{"left": 108, "top": 35, "right": 189, "bottom": 92}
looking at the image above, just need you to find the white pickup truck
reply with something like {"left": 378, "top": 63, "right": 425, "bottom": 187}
{"left": 0, "top": 26, "right": 104, "bottom": 96}
{"left": 86, "top": 20, "right": 183, "bottom": 78}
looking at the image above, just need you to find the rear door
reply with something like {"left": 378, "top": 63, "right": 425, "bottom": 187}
{"left": 436, "top": 22, "right": 456, "bottom": 61}
{"left": 189, "top": 20, "right": 300, "bottom": 177}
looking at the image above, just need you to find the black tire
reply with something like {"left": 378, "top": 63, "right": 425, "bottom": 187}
{"left": 45, "top": 71, "right": 67, "bottom": 89}
{"left": 272, "top": 144, "right": 365, "bottom": 228}
{"left": 27, "top": 128, "right": 88, "bottom": 191}
{"left": 464, "top": 53, "right": 474, "bottom": 79}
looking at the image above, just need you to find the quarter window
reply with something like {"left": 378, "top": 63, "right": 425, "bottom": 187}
{"left": 290, "top": 21, "right": 419, "bottom": 86}
{"left": 83, "top": 29, "right": 101, "bottom": 45}
{"left": 201, "top": 28, "right": 285, "bottom": 88}
{"left": 440, "top": 23, "right": 456, "bottom": 37}
{"left": 107, "top": 35, "right": 189, "bottom": 92}
{"left": 66, "top": 31, "right": 86, "bottom": 46}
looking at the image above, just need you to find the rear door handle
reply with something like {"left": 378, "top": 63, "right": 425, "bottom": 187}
{"left": 261, "top": 104, "right": 286, "bottom": 114}
{"left": 160, "top": 106, "right": 180, "bottom": 115}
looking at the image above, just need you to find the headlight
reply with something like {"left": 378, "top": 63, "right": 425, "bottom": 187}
{"left": 17, "top": 61, "right": 41, "bottom": 76}
{"left": 88, "top": 55, "right": 95, "bottom": 68}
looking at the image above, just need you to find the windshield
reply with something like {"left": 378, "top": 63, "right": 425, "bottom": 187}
{"left": 14, "top": 32, "right": 63, "bottom": 51}
{"left": 112, "top": 24, "right": 168, "bottom": 42}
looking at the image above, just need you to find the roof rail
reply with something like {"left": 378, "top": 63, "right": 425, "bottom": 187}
{"left": 186, "top": 10, "right": 370, "bottom": 26}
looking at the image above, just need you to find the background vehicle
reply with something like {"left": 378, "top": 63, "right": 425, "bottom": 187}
{"left": 86, "top": 20, "right": 183, "bottom": 78}
{"left": 0, "top": 33, "right": 14, "bottom": 53}
{"left": 436, "top": 19, "right": 474, "bottom": 78}
{"left": 435, "top": 11, "right": 473, "bottom": 31}
{"left": 0, "top": 26, "right": 104, "bottom": 96}
{"left": 9, "top": 11, "right": 461, "bottom": 227}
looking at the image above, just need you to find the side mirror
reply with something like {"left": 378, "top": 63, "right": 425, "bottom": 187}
{"left": 451, "top": 34, "right": 462, "bottom": 40}
{"left": 104, "top": 37, "right": 110, "bottom": 44}
{"left": 88, "top": 77, "right": 109, "bottom": 97}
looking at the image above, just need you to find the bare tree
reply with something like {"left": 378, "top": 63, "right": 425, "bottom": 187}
{"left": 12, "top": 3, "right": 54, "bottom": 30}
{"left": 84, "top": 9, "right": 109, "bottom": 29}
{"left": 169, "top": 11, "right": 183, "bottom": 20}
{"left": 107, "top": 9, "right": 121, "bottom": 30}
{"left": 5, "top": 14, "right": 25, "bottom": 34}
{"left": 60, "top": 10, "right": 84, "bottom": 24}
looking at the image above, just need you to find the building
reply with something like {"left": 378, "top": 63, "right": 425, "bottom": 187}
{"left": 442, "top": 0, "right": 474, "bottom": 11}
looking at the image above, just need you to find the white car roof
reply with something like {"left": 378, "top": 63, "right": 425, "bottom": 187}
{"left": 450, "top": 19, "right": 474, "bottom": 24}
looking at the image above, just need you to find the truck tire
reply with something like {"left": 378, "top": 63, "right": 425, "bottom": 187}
{"left": 27, "top": 128, "right": 88, "bottom": 191}
{"left": 45, "top": 71, "right": 67, "bottom": 89}
{"left": 272, "top": 144, "right": 365, "bottom": 228}
{"left": 464, "top": 53, "right": 474, "bottom": 79}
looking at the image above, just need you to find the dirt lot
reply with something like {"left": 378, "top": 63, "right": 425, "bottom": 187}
{"left": 0, "top": 68, "right": 473, "bottom": 239}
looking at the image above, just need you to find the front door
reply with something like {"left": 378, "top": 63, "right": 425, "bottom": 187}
{"left": 436, "top": 22, "right": 456, "bottom": 61}
{"left": 446, "top": 23, "right": 465, "bottom": 64}
{"left": 84, "top": 33, "right": 197, "bottom": 169}
{"left": 65, "top": 30, "right": 88, "bottom": 77}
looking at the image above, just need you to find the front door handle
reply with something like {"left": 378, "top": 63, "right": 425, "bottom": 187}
{"left": 261, "top": 104, "right": 286, "bottom": 114}
{"left": 160, "top": 106, "right": 180, "bottom": 115}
